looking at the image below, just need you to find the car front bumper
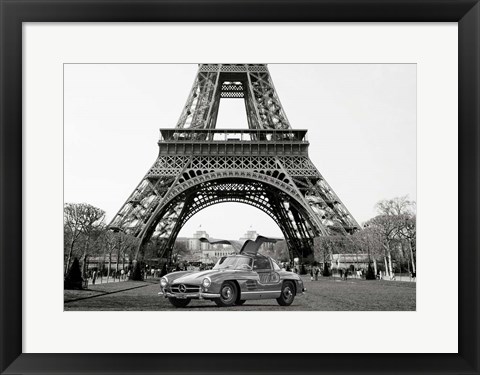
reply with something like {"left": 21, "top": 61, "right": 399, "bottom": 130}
{"left": 158, "top": 290, "right": 220, "bottom": 299}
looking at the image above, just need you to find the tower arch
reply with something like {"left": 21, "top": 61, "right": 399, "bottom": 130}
{"left": 138, "top": 176, "right": 323, "bottom": 261}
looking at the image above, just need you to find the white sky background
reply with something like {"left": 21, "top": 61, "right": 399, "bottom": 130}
{"left": 64, "top": 64, "right": 416, "bottom": 239}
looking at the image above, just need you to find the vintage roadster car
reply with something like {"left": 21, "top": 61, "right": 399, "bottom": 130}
{"left": 158, "top": 235, "right": 305, "bottom": 308}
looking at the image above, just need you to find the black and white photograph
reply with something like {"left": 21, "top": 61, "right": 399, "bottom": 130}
{"left": 63, "top": 63, "right": 416, "bottom": 311}
{"left": 4, "top": 1, "right": 478, "bottom": 371}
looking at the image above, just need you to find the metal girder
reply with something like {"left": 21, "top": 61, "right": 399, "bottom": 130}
{"left": 174, "top": 64, "right": 291, "bottom": 131}
{"left": 108, "top": 64, "right": 360, "bottom": 263}
{"left": 146, "top": 179, "right": 318, "bottom": 261}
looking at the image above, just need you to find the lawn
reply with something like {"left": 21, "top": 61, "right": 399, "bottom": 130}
{"left": 64, "top": 276, "right": 415, "bottom": 311}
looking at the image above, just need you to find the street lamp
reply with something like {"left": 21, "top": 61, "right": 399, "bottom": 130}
{"left": 363, "top": 223, "right": 372, "bottom": 264}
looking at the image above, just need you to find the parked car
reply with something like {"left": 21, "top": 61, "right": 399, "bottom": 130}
{"left": 158, "top": 235, "right": 305, "bottom": 308}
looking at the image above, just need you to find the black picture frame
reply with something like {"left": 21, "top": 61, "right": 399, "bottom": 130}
{"left": 1, "top": 1, "right": 479, "bottom": 374}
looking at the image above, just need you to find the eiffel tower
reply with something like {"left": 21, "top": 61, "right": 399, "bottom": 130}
{"left": 109, "top": 64, "right": 359, "bottom": 262}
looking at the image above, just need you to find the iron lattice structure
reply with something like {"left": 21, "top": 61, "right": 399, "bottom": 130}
{"left": 109, "top": 64, "right": 359, "bottom": 260}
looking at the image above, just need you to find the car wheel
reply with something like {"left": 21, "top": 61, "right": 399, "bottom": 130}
{"left": 235, "top": 299, "right": 246, "bottom": 306}
{"left": 168, "top": 297, "right": 191, "bottom": 308}
{"left": 276, "top": 281, "right": 295, "bottom": 306}
{"left": 214, "top": 281, "right": 237, "bottom": 307}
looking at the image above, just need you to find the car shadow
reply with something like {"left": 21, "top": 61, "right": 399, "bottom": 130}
{"left": 181, "top": 303, "right": 297, "bottom": 309}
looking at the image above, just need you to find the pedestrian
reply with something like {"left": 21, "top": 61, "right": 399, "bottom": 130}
{"left": 127, "top": 270, "right": 131, "bottom": 279}
{"left": 339, "top": 269, "right": 343, "bottom": 279}
{"left": 120, "top": 269, "right": 125, "bottom": 280}
{"left": 92, "top": 270, "right": 97, "bottom": 285}
{"left": 310, "top": 267, "right": 314, "bottom": 281}
{"left": 314, "top": 266, "right": 320, "bottom": 281}
{"left": 344, "top": 269, "right": 348, "bottom": 280}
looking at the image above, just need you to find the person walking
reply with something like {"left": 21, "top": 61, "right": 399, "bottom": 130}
{"left": 314, "top": 266, "right": 320, "bottom": 281}
{"left": 310, "top": 267, "right": 314, "bottom": 281}
{"left": 92, "top": 270, "right": 97, "bottom": 285}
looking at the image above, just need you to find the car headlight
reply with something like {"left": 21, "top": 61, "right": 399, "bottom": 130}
{"left": 202, "top": 277, "right": 211, "bottom": 288}
{"left": 160, "top": 277, "right": 168, "bottom": 287}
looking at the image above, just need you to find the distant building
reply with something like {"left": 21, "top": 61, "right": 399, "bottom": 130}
{"left": 176, "top": 236, "right": 200, "bottom": 262}
{"left": 174, "top": 227, "right": 276, "bottom": 264}
{"left": 330, "top": 254, "right": 370, "bottom": 270}
{"left": 240, "top": 228, "right": 275, "bottom": 253}
{"left": 188, "top": 228, "right": 210, "bottom": 252}
{"left": 239, "top": 228, "right": 257, "bottom": 241}
{"left": 85, "top": 254, "right": 132, "bottom": 273}
{"left": 201, "top": 243, "right": 235, "bottom": 264}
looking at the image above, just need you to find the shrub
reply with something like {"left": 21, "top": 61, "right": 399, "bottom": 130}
{"left": 322, "top": 264, "right": 331, "bottom": 277}
{"left": 366, "top": 263, "right": 376, "bottom": 280}
{"left": 131, "top": 261, "right": 144, "bottom": 281}
{"left": 159, "top": 264, "right": 168, "bottom": 277}
{"left": 64, "top": 257, "right": 83, "bottom": 290}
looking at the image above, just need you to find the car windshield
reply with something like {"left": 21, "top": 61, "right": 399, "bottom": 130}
{"left": 271, "top": 258, "right": 282, "bottom": 271}
{"left": 213, "top": 256, "right": 253, "bottom": 270}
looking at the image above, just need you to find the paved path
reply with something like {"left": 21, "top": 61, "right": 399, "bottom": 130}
{"left": 64, "top": 275, "right": 415, "bottom": 311}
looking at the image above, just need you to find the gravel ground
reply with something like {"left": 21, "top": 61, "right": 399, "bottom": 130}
{"left": 64, "top": 280, "right": 149, "bottom": 303}
{"left": 64, "top": 276, "right": 415, "bottom": 311}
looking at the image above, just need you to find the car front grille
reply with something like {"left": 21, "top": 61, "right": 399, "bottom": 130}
{"left": 170, "top": 284, "right": 200, "bottom": 293}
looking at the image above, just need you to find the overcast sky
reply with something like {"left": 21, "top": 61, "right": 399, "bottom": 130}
{"left": 64, "top": 64, "right": 416, "bottom": 239}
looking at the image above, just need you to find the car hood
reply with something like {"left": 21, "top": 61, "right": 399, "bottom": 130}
{"left": 170, "top": 269, "right": 230, "bottom": 284}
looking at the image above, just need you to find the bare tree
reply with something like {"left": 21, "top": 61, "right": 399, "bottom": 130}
{"left": 115, "top": 232, "right": 140, "bottom": 274}
{"left": 79, "top": 225, "right": 104, "bottom": 279}
{"left": 376, "top": 195, "right": 416, "bottom": 216}
{"left": 355, "top": 225, "right": 384, "bottom": 276}
{"left": 314, "top": 236, "right": 331, "bottom": 271}
{"left": 369, "top": 196, "right": 417, "bottom": 277}
{"left": 171, "top": 241, "right": 189, "bottom": 264}
{"left": 101, "top": 230, "right": 117, "bottom": 281}
{"left": 272, "top": 241, "right": 290, "bottom": 263}
{"left": 64, "top": 203, "right": 105, "bottom": 275}
{"left": 397, "top": 214, "right": 416, "bottom": 273}
{"left": 314, "top": 235, "right": 359, "bottom": 275}
{"left": 366, "top": 214, "right": 406, "bottom": 278}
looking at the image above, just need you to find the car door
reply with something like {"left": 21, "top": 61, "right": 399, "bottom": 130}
{"left": 252, "top": 256, "right": 281, "bottom": 293}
